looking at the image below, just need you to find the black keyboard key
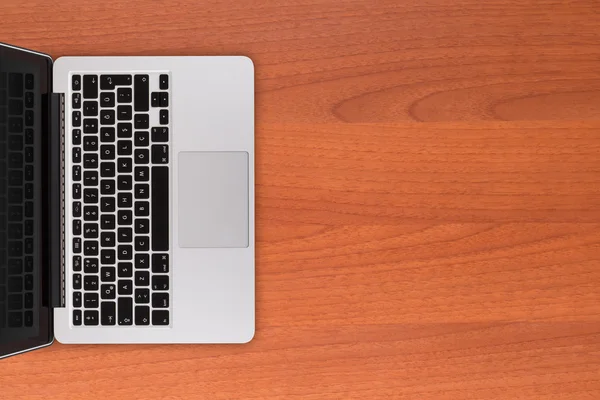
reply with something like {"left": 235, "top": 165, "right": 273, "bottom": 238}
{"left": 84, "top": 275, "right": 99, "bottom": 291}
{"left": 73, "top": 274, "right": 82, "bottom": 290}
{"left": 73, "top": 147, "right": 81, "bottom": 163}
{"left": 101, "top": 266, "right": 116, "bottom": 282}
{"left": 73, "top": 219, "right": 82, "bottom": 235}
{"left": 118, "top": 192, "right": 132, "bottom": 208}
{"left": 159, "top": 74, "right": 169, "bottom": 90}
{"left": 73, "top": 129, "right": 82, "bottom": 145}
{"left": 134, "top": 167, "right": 149, "bottom": 182}
{"left": 83, "top": 240, "right": 99, "bottom": 255}
{"left": 152, "top": 293, "right": 169, "bottom": 308}
{"left": 117, "top": 122, "right": 132, "bottom": 138}
{"left": 25, "top": 92, "right": 34, "bottom": 108}
{"left": 72, "top": 93, "right": 81, "bottom": 109}
{"left": 135, "top": 253, "right": 149, "bottom": 269}
{"left": 84, "top": 171, "right": 98, "bottom": 186}
{"left": 84, "top": 257, "right": 99, "bottom": 273}
{"left": 135, "top": 183, "right": 149, "bottom": 199}
{"left": 100, "top": 179, "right": 115, "bottom": 195}
{"left": 101, "top": 249, "right": 116, "bottom": 265}
{"left": 8, "top": 205, "right": 23, "bottom": 222}
{"left": 73, "top": 255, "right": 82, "bottom": 271}
{"left": 83, "top": 188, "right": 98, "bottom": 204}
{"left": 135, "top": 149, "right": 149, "bottom": 164}
{"left": 83, "top": 101, "right": 98, "bottom": 116}
{"left": 135, "top": 219, "right": 150, "bottom": 234}
{"left": 118, "top": 297, "right": 133, "bottom": 325}
{"left": 101, "top": 284, "right": 116, "bottom": 300}
{"left": 159, "top": 92, "right": 169, "bottom": 108}
{"left": 135, "top": 201, "right": 150, "bottom": 216}
{"left": 83, "top": 75, "right": 98, "bottom": 99}
{"left": 75, "top": 291, "right": 84, "bottom": 307}
{"left": 117, "top": 139, "right": 132, "bottom": 155}
{"left": 134, "top": 131, "right": 149, "bottom": 147}
{"left": 25, "top": 128, "right": 34, "bottom": 144}
{"left": 8, "top": 152, "right": 24, "bottom": 169}
{"left": 100, "top": 162, "right": 115, "bottom": 177}
{"left": 134, "top": 114, "right": 149, "bottom": 129}
{"left": 101, "top": 231, "right": 115, "bottom": 247}
{"left": 135, "top": 289, "right": 150, "bottom": 304}
{"left": 118, "top": 262, "right": 133, "bottom": 278}
{"left": 8, "top": 73, "right": 23, "bottom": 97}
{"left": 8, "top": 294, "right": 22, "bottom": 310}
{"left": 73, "top": 237, "right": 82, "bottom": 254}
{"left": 101, "top": 197, "right": 115, "bottom": 212}
{"left": 159, "top": 110, "right": 169, "bottom": 125}
{"left": 8, "top": 277, "right": 22, "bottom": 292}
{"left": 9, "top": 134, "right": 23, "bottom": 150}
{"left": 73, "top": 201, "right": 82, "bottom": 218}
{"left": 101, "top": 127, "right": 115, "bottom": 142}
{"left": 83, "top": 222, "right": 98, "bottom": 239}
{"left": 83, "top": 153, "right": 98, "bottom": 169}
{"left": 135, "top": 306, "right": 150, "bottom": 325}
{"left": 117, "top": 87, "right": 132, "bottom": 103}
{"left": 118, "top": 175, "right": 132, "bottom": 191}
{"left": 152, "top": 144, "right": 169, "bottom": 164}
{"left": 24, "top": 292, "right": 34, "bottom": 308}
{"left": 117, "top": 157, "right": 132, "bottom": 173}
{"left": 25, "top": 73, "right": 34, "bottom": 90}
{"left": 135, "top": 271, "right": 149, "bottom": 287}
{"left": 117, "top": 105, "right": 132, "bottom": 121}
{"left": 73, "top": 310, "right": 82, "bottom": 325}
{"left": 118, "top": 279, "right": 133, "bottom": 295}
{"left": 101, "top": 301, "right": 116, "bottom": 325}
{"left": 72, "top": 75, "right": 82, "bottom": 91}
{"left": 152, "top": 254, "right": 169, "bottom": 273}
{"left": 73, "top": 111, "right": 81, "bottom": 127}
{"left": 25, "top": 165, "right": 34, "bottom": 181}
{"left": 151, "top": 127, "right": 168, "bottom": 142}
{"left": 9, "top": 313, "right": 24, "bottom": 328}
{"left": 118, "top": 227, "right": 132, "bottom": 243}
{"left": 25, "top": 110, "right": 34, "bottom": 126}
{"left": 8, "top": 99, "right": 23, "bottom": 115}
{"left": 100, "top": 92, "right": 115, "bottom": 107}
{"left": 24, "top": 257, "right": 34, "bottom": 272}
{"left": 23, "top": 183, "right": 32, "bottom": 199}
{"left": 24, "top": 311, "right": 33, "bottom": 327}
{"left": 118, "top": 244, "right": 133, "bottom": 260}
{"left": 84, "top": 206, "right": 99, "bottom": 221}
{"left": 84, "top": 292, "right": 99, "bottom": 308}
{"left": 101, "top": 214, "right": 115, "bottom": 230}
{"left": 83, "top": 118, "right": 98, "bottom": 134}
{"left": 8, "top": 188, "right": 22, "bottom": 203}
{"left": 152, "top": 310, "right": 169, "bottom": 326}
{"left": 24, "top": 274, "right": 33, "bottom": 290}
{"left": 151, "top": 92, "right": 160, "bottom": 107}
{"left": 83, "top": 136, "right": 98, "bottom": 151}
{"left": 73, "top": 165, "right": 81, "bottom": 181}
{"left": 24, "top": 146, "right": 33, "bottom": 163}
{"left": 73, "top": 183, "right": 81, "bottom": 200}
{"left": 101, "top": 75, "right": 132, "bottom": 90}
{"left": 134, "top": 75, "right": 149, "bottom": 111}
{"left": 84, "top": 310, "right": 99, "bottom": 326}
{"left": 152, "top": 167, "right": 169, "bottom": 251}
{"left": 135, "top": 236, "right": 150, "bottom": 252}
{"left": 100, "top": 110, "right": 115, "bottom": 125}
{"left": 100, "top": 144, "right": 115, "bottom": 160}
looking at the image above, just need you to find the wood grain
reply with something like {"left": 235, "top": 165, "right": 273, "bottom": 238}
{"left": 2, "top": 0, "right": 600, "bottom": 398}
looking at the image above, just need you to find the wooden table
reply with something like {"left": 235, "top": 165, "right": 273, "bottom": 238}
{"left": 2, "top": 0, "right": 600, "bottom": 398}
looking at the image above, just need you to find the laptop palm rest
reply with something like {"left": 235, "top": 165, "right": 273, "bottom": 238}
{"left": 178, "top": 151, "right": 249, "bottom": 248}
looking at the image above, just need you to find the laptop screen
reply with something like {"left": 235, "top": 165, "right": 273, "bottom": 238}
{"left": 0, "top": 43, "right": 53, "bottom": 358}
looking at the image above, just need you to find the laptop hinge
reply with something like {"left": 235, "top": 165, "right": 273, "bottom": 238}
{"left": 50, "top": 93, "right": 65, "bottom": 308}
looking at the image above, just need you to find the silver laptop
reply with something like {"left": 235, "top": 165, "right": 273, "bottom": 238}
{"left": 0, "top": 43, "right": 255, "bottom": 359}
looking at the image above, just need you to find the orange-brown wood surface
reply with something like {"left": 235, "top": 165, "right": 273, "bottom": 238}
{"left": 2, "top": 0, "right": 600, "bottom": 398}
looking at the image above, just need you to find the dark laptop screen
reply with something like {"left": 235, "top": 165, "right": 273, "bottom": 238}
{"left": 0, "top": 44, "right": 53, "bottom": 358}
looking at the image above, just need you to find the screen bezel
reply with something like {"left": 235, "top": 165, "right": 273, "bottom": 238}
{"left": 0, "top": 42, "right": 54, "bottom": 359}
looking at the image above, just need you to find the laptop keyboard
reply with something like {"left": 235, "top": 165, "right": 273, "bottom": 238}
{"left": 70, "top": 73, "right": 170, "bottom": 327}
{"left": 0, "top": 72, "right": 36, "bottom": 328}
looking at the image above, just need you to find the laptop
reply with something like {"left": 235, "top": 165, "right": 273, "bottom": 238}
{"left": 0, "top": 42, "right": 255, "bottom": 359}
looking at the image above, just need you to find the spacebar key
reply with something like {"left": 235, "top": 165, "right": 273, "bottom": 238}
{"left": 152, "top": 166, "right": 169, "bottom": 251}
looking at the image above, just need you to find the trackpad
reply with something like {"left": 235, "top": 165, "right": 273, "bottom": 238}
{"left": 178, "top": 152, "right": 249, "bottom": 248}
